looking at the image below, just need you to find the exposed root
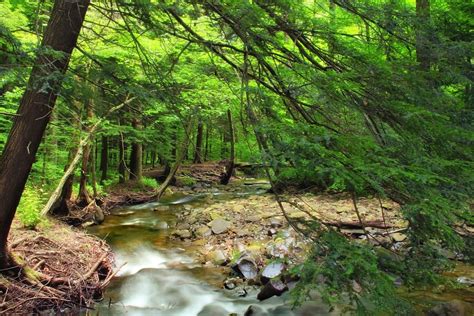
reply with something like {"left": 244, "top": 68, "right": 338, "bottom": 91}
{"left": 1, "top": 220, "right": 114, "bottom": 314}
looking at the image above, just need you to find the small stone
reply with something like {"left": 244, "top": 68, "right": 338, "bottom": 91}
{"left": 270, "top": 218, "right": 283, "bottom": 228}
{"left": 391, "top": 233, "right": 407, "bottom": 242}
{"left": 210, "top": 218, "right": 231, "bottom": 234}
{"left": 184, "top": 204, "right": 192, "bottom": 211}
{"left": 153, "top": 205, "right": 170, "bottom": 211}
{"left": 195, "top": 225, "right": 212, "bottom": 237}
{"left": 426, "top": 300, "right": 465, "bottom": 316}
{"left": 257, "top": 279, "right": 288, "bottom": 301}
{"left": 237, "top": 229, "right": 250, "bottom": 237}
{"left": 267, "top": 228, "right": 277, "bottom": 236}
{"left": 210, "top": 250, "right": 228, "bottom": 265}
{"left": 246, "top": 215, "right": 260, "bottom": 222}
{"left": 224, "top": 279, "right": 236, "bottom": 290}
{"left": 457, "top": 276, "right": 474, "bottom": 286}
{"left": 173, "top": 229, "right": 192, "bottom": 239}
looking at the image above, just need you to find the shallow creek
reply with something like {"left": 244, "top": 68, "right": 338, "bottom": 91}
{"left": 86, "top": 184, "right": 312, "bottom": 316}
{"left": 86, "top": 182, "right": 474, "bottom": 315}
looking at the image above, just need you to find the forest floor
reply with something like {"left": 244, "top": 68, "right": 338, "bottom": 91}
{"left": 2, "top": 219, "right": 114, "bottom": 314}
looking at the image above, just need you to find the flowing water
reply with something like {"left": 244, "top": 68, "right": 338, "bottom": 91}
{"left": 85, "top": 183, "right": 320, "bottom": 316}
{"left": 86, "top": 182, "right": 474, "bottom": 315}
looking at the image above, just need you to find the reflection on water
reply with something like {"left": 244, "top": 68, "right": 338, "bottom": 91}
{"left": 86, "top": 184, "right": 300, "bottom": 316}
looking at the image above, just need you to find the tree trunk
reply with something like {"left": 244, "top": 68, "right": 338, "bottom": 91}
{"left": 193, "top": 119, "right": 203, "bottom": 163}
{"left": 0, "top": 0, "right": 89, "bottom": 269}
{"left": 416, "top": 0, "right": 431, "bottom": 70}
{"left": 129, "top": 117, "right": 143, "bottom": 180}
{"left": 155, "top": 118, "right": 194, "bottom": 199}
{"left": 100, "top": 135, "right": 108, "bottom": 183}
{"left": 78, "top": 100, "right": 93, "bottom": 206}
{"left": 118, "top": 137, "right": 127, "bottom": 184}
{"left": 204, "top": 125, "right": 210, "bottom": 161}
{"left": 220, "top": 109, "right": 235, "bottom": 185}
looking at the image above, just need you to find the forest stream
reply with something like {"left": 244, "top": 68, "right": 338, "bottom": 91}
{"left": 85, "top": 180, "right": 474, "bottom": 316}
{"left": 86, "top": 181, "right": 313, "bottom": 316}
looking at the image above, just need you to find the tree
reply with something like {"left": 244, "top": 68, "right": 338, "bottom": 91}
{"left": 0, "top": 0, "right": 90, "bottom": 269}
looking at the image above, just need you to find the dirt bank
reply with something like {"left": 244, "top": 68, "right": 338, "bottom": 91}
{"left": 1, "top": 219, "right": 114, "bottom": 314}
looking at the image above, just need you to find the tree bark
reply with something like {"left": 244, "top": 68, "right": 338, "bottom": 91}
{"left": 41, "top": 97, "right": 133, "bottom": 216}
{"left": 0, "top": 0, "right": 89, "bottom": 269}
{"left": 118, "top": 137, "right": 127, "bottom": 184}
{"left": 220, "top": 109, "right": 235, "bottom": 185}
{"left": 100, "top": 135, "right": 108, "bottom": 183}
{"left": 129, "top": 117, "right": 143, "bottom": 180}
{"left": 193, "top": 119, "right": 203, "bottom": 163}
{"left": 78, "top": 100, "right": 93, "bottom": 206}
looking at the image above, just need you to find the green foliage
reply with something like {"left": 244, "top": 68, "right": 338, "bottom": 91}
{"left": 17, "top": 186, "right": 43, "bottom": 229}
{"left": 291, "top": 230, "right": 412, "bottom": 315}
{"left": 177, "top": 175, "right": 196, "bottom": 187}
{"left": 140, "top": 177, "right": 158, "bottom": 189}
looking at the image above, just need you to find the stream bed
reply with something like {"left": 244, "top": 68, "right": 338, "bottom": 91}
{"left": 86, "top": 183, "right": 474, "bottom": 315}
{"left": 86, "top": 184, "right": 330, "bottom": 316}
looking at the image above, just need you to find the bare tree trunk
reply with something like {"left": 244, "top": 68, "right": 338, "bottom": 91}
{"left": 193, "top": 119, "right": 203, "bottom": 163}
{"left": 100, "top": 135, "right": 108, "bottom": 183}
{"left": 0, "top": 0, "right": 90, "bottom": 269}
{"left": 129, "top": 117, "right": 143, "bottom": 180}
{"left": 118, "top": 137, "right": 127, "bottom": 184}
{"left": 204, "top": 125, "right": 210, "bottom": 161}
{"left": 78, "top": 100, "right": 93, "bottom": 206}
{"left": 220, "top": 109, "right": 235, "bottom": 185}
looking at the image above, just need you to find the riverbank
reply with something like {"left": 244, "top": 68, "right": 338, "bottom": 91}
{"left": 1, "top": 219, "right": 114, "bottom": 314}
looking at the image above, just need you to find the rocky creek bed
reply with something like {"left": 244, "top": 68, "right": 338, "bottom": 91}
{"left": 85, "top": 175, "right": 473, "bottom": 315}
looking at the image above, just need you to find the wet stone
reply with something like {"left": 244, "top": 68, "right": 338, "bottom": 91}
{"left": 195, "top": 225, "right": 212, "bottom": 237}
{"left": 210, "top": 218, "right": 231, "bottom": 234}
{"left": 173, "top": 229, "right": 192, "bottom": 239}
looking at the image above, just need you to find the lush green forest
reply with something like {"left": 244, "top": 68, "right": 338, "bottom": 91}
{"left": 0, "top": 0, "right": 472, "bottom": 315}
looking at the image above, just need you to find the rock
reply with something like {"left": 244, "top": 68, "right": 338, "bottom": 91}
{"left": 267, "top": 228, "right": 277, "bottom": 236}
{"left": 195, "top": 225, "right": 212, "bottom": 237}
{"left": 261, "top": 262, "right": 285, "bottom": 284}
{"left": 184, "top": 204, "right": 192, "bottom": 211}
{"left": 244, "top": 305, "right": 267, "bottom": 316}
{"left": 209, "top": 250, "right": 228, "bottom": 265}
{"left": 391, "top": 232, "right": 407, "bottom": 242}
{"left": 457, "top": 276, "right": 474, "bottom": 286}
{"left": 153, "top": 205, "right": 170, "bottom": 211}
{"left": 237, "top": 229, "right": 250, "bottom": 237}
{"left": 247, "top": 215, "right": 260, "bottom": 222}
{"left": 156, "top": 221, "right": 169, "bottom": 229}
{"left": 257, "top": 279, "right": 288, "bottom": 301}
{"left": 197, "top": 304, "right": 230, "bottom": 316}
{"left": 173, "top": 229, "right": 192, "bottom": 239}
{"left": 270, "top": 218, "right": 283, "bottom": 228}
{"left": 224, "top": 279, "right": 236, "bottom": 290}
{"left": 210, "top": 218, "right": 231, "bottom": 234}
{"left": 426, "top": 300, "right": 466, "bottom": 316}
{"left": 233, "top": 257, "right": 258, "bottom": 280}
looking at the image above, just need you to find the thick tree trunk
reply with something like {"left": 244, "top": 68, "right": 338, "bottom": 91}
{"left": 129, "top": 118, "right": 143, "bottom": 180}
{"left": 193, "top": 119, "right": 203, "bottom": 163}
{"left": 100, "top": 135, "right": 108, "bottom": 183}
{"left": 416, "top": 0, "right": 431, "bottom": 70}
{"left": 220, "top": 109, "right": 235, "bottom": 185}
{"left": 0, "top": 0, "right": 89, "bottom": 269}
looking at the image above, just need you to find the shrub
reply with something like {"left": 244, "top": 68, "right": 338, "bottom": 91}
{"left": 17, "top": 186, "right": 43, "bottom": 229}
